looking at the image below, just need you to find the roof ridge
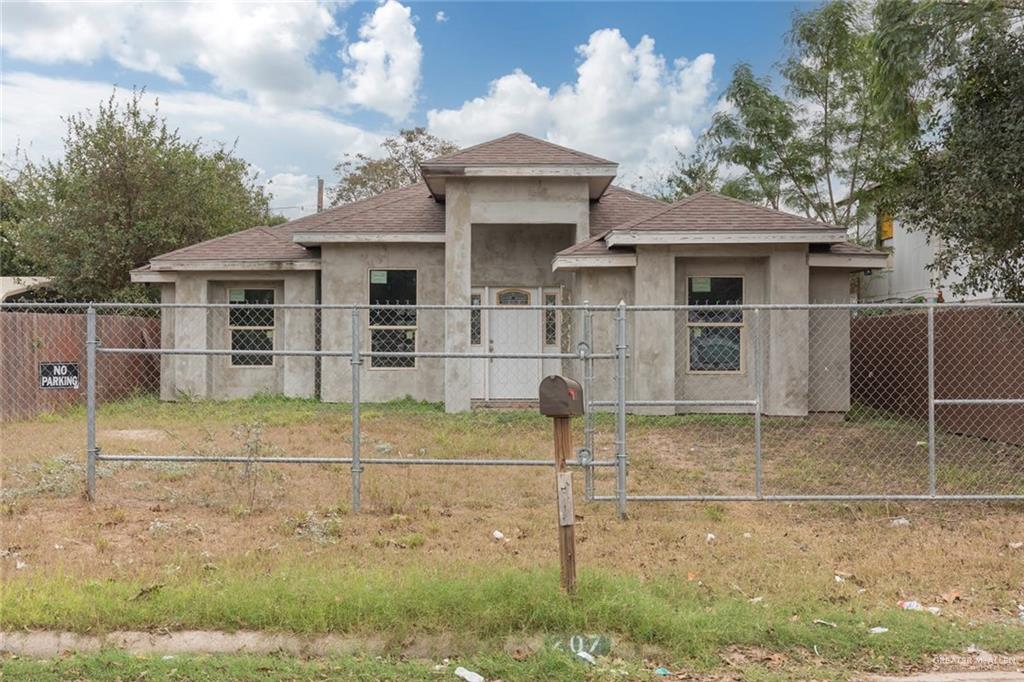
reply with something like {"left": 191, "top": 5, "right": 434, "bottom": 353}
{"left": 422, "top": 132, "right": 522, "bottom": 164}
{"left": 609, "top": 191, "right": 704, "bottom": 231}
{"left": 510, "top": 132, "right": 613, "bottom": 164}
{"left": 422, "top": 131, "right": 614, "bottom": 166}
{"left": 603, "top": 184, "right": 665, "bottom": 206}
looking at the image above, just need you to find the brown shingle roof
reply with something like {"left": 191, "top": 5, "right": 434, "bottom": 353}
{"left": 614, "top": 191, "right": 843, "bottom": 232}
{"left": 152, "top": 224, "right": 316, "bottom": 262}
{"left": 826, "top": 242, "right": 885, "bottom": 256}
{"left": 422, "top": 132, "right": 614, "bottom": 167}
{"left": 290, "top": 182, "right": 443, "bottom": 234}
{"left": 590, "top": 185, "right": 666, "bottom": 235}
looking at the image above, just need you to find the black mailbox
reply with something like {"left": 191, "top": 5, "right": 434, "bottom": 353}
{"left": 539, "top": 375, "right": 584, "bottom": 417}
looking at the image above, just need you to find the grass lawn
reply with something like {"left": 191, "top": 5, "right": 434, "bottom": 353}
{"left": 3, "top": 397, "right": 1024, "bottom": 679}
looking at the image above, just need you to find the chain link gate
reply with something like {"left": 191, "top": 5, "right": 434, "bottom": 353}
{"left": 591, "top": 302, "right": 1024, "bottom": 515}
{"left": 2, "top": 301, "right": 1021, "bottom": 513}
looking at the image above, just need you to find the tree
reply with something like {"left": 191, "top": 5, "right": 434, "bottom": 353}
{"left": 330, "top": 127, "right": 458, "bottom": 205}
{"left": 0, "top": 175, "right": 35, "bottom": 277}
{"left": 896, "top": 29, "right": 1024, "bottom": 301}
{"left": 710, "top": 1, "right": 906, "bottom": 230}
{"left": 872, "top": 0, "right": 1023, "bottom": 141}
{"left": 11, "top": 90, "right": 273, "bottom": 300}
{"left": 661, "top": 137, "right": 766, "bottom": 204}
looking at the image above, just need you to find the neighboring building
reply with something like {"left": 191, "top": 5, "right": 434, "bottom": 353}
{"left": 859, "top": 214, "right": 997, "bottom": 303}
{"left": 0, "top": 277, "right": 52, "bottom": 302}
{"left": 131, "top": 133, "right": 887, "bottom": 415}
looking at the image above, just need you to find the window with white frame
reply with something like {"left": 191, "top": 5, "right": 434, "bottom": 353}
{"left": 229, "top": 288, "right": 275, "bottom": 366}
{"left": 687, "top": 276, "right": 743, "bottom": 372}
{"left": 369, "top": 270, "right": 416, "bottom": 368}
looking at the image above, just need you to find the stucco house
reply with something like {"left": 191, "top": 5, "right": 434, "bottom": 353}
{"left": 131, "top": 132, "right": 886, "bottom": 415}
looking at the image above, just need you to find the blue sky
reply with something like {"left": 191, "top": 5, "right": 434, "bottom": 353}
{"left": 1, "top": 1, "right": 814, "bottom": 216}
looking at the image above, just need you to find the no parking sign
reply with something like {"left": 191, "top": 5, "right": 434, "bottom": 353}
{"left": 39, "top": 362, "right": 80, "bottom": 389}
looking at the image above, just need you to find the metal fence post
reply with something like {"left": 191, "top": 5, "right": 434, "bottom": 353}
{"left": 86, "top": 305, "right": 97, "bottom": 501}
{"left": 614, "top": 300, "right": 628, "bottom": 519}
{"left": 351, "top": 306, "right": 363, "bottom": 512}
{"left": 581, "top": 301, "right": 595, "bottom": 501}
{"left": 927, "top": 304, "right": 937, "bottom": 497}
{"left": 753, "top": 307, "right": 763, "bottom": 499}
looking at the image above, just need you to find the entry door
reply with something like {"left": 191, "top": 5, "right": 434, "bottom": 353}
{"left": 488, "top": 288, "right": 540, "bottom": 399}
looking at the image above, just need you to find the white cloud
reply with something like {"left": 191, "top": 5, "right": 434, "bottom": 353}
{"left": 1, "top": 72, "right": 384, "bottom": 217}
{"left": 427, "top": 29, "right": 715, "bottom": 182}
{"left": 435, "top": 10, "right": 448, "bottom": 23}
{"left": 343, "top": 0, "right": 422, "bottom": 120}
{"left": 1, "top": 1, "right": 422, "bottom": 120}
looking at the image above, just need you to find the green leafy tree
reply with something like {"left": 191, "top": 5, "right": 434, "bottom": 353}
{"left": 661, "top": 137, "right": 766, "bottom": 204}
{"left": 896, "top": 28, "right": 1024, "bottom": 301}
{"left": 710, "top": 1, "right": 905, "bottom": 230}
{"left": 872, "top": 0, "right": 1022, "bottom": 141}
{"left": 11, "top": 90, "right": 272, "bottom": 300}
{"left": 330, "top": 127, "right": 458, "bottom": 205}
{"left": 0, "top": 175, "right": 35, "bottom": 277}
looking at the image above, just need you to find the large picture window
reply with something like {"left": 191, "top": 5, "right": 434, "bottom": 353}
{"left": 687, "top": 276, "right": 743, "bottom": 372}
{"left": 369, "top": 269, "right": 416, "bottom": 368}
{"left": 229, "top": 288, "right": 275, "bottom": 366}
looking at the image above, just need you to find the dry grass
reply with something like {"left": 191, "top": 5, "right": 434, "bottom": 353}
{"left": 3, "top": 396, "right": 1023, "bottom": 632}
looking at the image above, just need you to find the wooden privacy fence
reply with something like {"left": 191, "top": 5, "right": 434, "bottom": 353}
{"left": 851, "top": 306, "right": 1024, "bottom": 444}
{"left": 0, "top": 310, "right": 160, "bottom": 421}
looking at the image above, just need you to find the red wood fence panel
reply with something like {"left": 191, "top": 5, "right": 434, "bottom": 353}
{"left": 0, "top": 311, "right": 160, "bottom": 421}
{"left": 851, "top": 307, "right": 1024, "bottom": 444}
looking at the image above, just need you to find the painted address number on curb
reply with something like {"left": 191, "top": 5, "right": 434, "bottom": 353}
{"left": 550, "top": 634, "right": 612, "bottom": 656}
{"left": 39, "top": 362, "right": 80, "bottom": 389}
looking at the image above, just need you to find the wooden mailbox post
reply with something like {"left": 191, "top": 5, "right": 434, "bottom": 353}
{"left": 539, "top": 375, "right": 584, "bottom": 594}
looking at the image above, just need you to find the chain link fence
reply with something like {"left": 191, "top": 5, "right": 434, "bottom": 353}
{"left": 2, "top": 301, "right": 1022, "bottom": 513}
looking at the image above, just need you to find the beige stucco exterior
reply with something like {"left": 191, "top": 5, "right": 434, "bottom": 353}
{"left": 135, "top": 136, "right": 880, "bottom": 416}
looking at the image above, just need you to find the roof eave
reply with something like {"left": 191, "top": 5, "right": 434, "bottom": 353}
{"left": 808, "top": 252, "right": 890, "bottom": 270}
{"left": 293, "top": 231, "right": 446, "bottom": 246}
{"left": 420, "top": 163, "right": 618, "bottom": 199}
{"left": 147, "top": 259, "right": 322, "bottom": 272}
{"left": 605, "top": 229, "right": 847, "bottom": 247}
{"left": 552, "top": 253, "right": 637, "bottom": 271}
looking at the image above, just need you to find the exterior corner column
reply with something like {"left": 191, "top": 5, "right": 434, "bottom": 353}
{"left": 766, "top": 247, "right": 810, "bottom": 416}
{"left": 632, "top": 248, "right": 676, "bottom": 415}
{"left": 173, "top": 275, "right": 211, "bottom": 399}
{"left": 282, "top": 271, "right": 317, "bottom": 399}
{"left": 444, "top": 180, "right": 472, "bottom": 413}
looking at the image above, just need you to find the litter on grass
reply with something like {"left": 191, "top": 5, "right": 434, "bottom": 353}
{"left": 454, "top": 666, "right": 485, "bottom": 682}
{"left": 869, "top": 627, "right": 889, "bottom": 634}
{"left": 890, "top": 517, "right": 911, "bottom": 527}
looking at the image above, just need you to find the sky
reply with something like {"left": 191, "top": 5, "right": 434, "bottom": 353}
{"left": 1, "top": 1, "right": 813, "bottom": 218}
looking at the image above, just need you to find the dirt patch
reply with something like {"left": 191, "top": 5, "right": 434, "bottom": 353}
{"left": 101, "top": 429, "right": 167, "bottom": 442}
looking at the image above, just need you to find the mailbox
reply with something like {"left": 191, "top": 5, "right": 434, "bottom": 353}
{"left": 539, "top": 375, "right": 585, "bottom": 417}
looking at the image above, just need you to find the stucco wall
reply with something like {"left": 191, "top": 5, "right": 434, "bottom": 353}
{"left": 808, "top": 268, "right": 852, "bottom": 412}
{"left": 444, "top": 177, "right": 592, "bottom": 411}
{"left": 320, "top": 243, "right": 446, "bottom": 404}
{"left": 673, "top": 256, "right": 767, "bottom": 412}
{"left": 574, "top": 267, "right": 635, "bottom": 405}
{"left": 159, "top": 270, "right": 317, "bottom": 400}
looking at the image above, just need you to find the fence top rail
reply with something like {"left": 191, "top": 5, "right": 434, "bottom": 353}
{"left": 1, "top": 302, "right": 616, "bottom": 312}
{"left": 3, "top": 301, "right": 1022, "bottom": 312}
